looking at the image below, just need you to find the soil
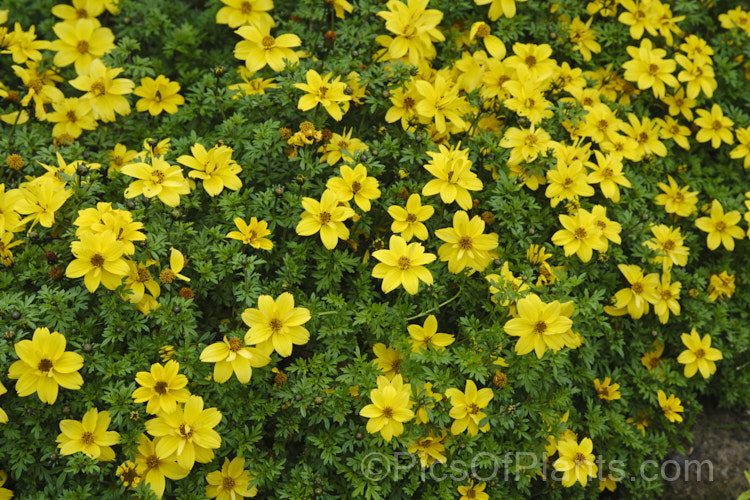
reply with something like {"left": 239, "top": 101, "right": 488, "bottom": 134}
{"left": 662, "top": 407, "right": 750, "bottom": 500}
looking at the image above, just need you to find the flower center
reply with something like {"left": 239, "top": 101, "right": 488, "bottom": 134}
{"left": 695, "top": 348, "right": 705, "bottom": 359}
{"left": 261, "top": 36, "right": 275, "bottom": 48}
{"left": 146, "top": 455, "right": 160, "bottom": 470}
{"left": 241, "top": 1, "right": 252, "bottom": 14}
{"left": 154, "top": 381, "right": 168, "bottom": 394}
{"left": 712, "top": 120, "right": 723, "bottom": 131}
{"left": 638, "top": 132, "right": 649, "bottom": 144}
{"left": 574, "top": 452, "right": 586, "bottom": 466}
{"left": 228, "top": 337, "right": 243, "bottom": 352}
{"left": 137, "top": 268, "right": 151, "bottom": 282}
{"left": 458, "top": 236, "right": 473, "bottom": 250}
{"left": 151, "top": 169, "right": 165, "bottom": 184}
{"left": 80, "top": 432, "right": 95, "bottom": 446}
{"left": 648, "top": 64, "right": 659, "bottom": 75}
{"left": 178, "top": 423, "right": 193, "bottom": 439}
{"left": 318, "top": 86, "right": 328, "bottom": 98}
{"left": 574, "top": 227, "right": 587, "bottom": 239}
{"left": 91, "top": 81, "right": 106, "bottom": 98}
{"left": 222, "top": 476, "right": 237, "bottom": 491}
{"left": 715, "top": 221, "right": 726, "bottom": 231}
{"left": 406, "top": 213, "right": 417, "bottom": 223}
{"left": 269, "top": 318, "right": 283, "bottom": 334}
{"left": 76, "top": 8, "right": 88, "bottom": 18}
{"left": 397, "top": 256, "right": 410, "bottom": 270}
{"left": 403, "top": 96, "right": 415, "bottom": 109}
{"left": 28, "top": 78, "right": 43, "bottom": 93}
{"left": 468, "top": 403, "right": 480, "bottom": 415}
{"left": 91, "top": 253, "right": 105, "bottom": 267}
{"left": 534, "top": 321, "right": 547, "bottom": 335}
{"left": 319, "top": 211, "right": 332, "bottom": 224}
{"left": 524, "top": 133, "right": 537, "bottom": 146}
{"left": 382, "top": 406, "right": 394, "bottom": 419}
{"left": 475, "top": 24, "right": 490, "bottom": 38}
{"left": 525, "top": 55, "right": 537, "bottom": 68}
{"left": 632, "top": 282, "right": 644, "bottom": 294}
{"left": 351, "top": 181, "right": 361, "bottom": 193}
{"left": 662, "top": 239, "right": 675, "bottom": 251}
{"left": 160, "top": 269, "right": 176, "bottom": 283}
{"left": 76, "top": 40, "right": 90, "bottom": 54}
{"left": 38, "top": 358, "right": 53, "bottom": 372}
{"left": 66, "top": 110, "right": 78, "bottom": 121}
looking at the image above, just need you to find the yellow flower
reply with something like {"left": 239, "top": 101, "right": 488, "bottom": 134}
{"left": 145, "top": 395, "right": 222, "bottom": 470}
{"left": 620, "top": 114, "right": 667, "bottom": 160}
{"left": 1, "top": 23, "right": 50, "bottom": 63}
{"left": 65, "top": 231, "right": 129, "bottom": 292}
{"left": 359, "top": 374, "right": 414, "bottom": 442}
{"left": 654, "top": 273, "right": 681, "bottom": 324}
{"left": 641, "top": 340, "right": 664, "bottom": 371}
{"left": 46, "top": 97, "right": 97, "bottom": 139}
{"left": 503, "top": 293, "right": 573, "bottom": 358}
{"left": 134, "top": 434, "right": 190, "bottom": 499}
{"left": 371, "top": 235, "right": 436, "bottom": 294}
{"left": 0, "top": 183, "right": 25, "bottom": 234}
{"left": 74, "top": 204, "right": 146, "bottom": 255}
{"left": 206, "top": 457, "right": 258, "bottom": 499}
{"left": 372, "top": 343, "right": 401, "bottom": 379}
{"left": 655, "top": 116, "right": 691, "bottom": 150}
{"left": 469, "top": 22, "right": 505, "bottom": 58}
{"left": 318, "top": 128, "right": 368, "bottom": 165}
{"left": 458, "top": 480, "right": 489, "bottom": 500}
{"left": 657, "top": 390, "right": 683, "bottom": 423}
{"left": 294, "top": 69, "right": 350, "bottom": 121}
{"left": 16, "top": 177, "right": 73, "bottom": 230}
{"left": 553, "top": 437, "right": 598, "bottom": 487}
{"left": 408, "top": 431, "right": 447, "bottom": 466}
{"left": 49, "top": 19, "right": 115, "bottom": 73}
{"left": 295, "top": 189, "right": 355, "bottom": 250}
{"left": 200, "top": 336, "right": 270, "bottom": 383}
{"left": 545, "top": 159, "right": 594, "bottom": 207}
{"left": 585, "top": 151, "right": 631, "bottom": 203}
{"left": 216, "top": 0, "right": 275, "bottom": 29}
{"left": 388, "top": 193, "right": 434, "bottom": 241}
{"left": 69, "top": 58, "right": 133, "bottom": 122}
{"left": 695, "top": 199, "right": 744, "bottom": 250}
{"left": 227, "top": 217, "right": 273, "bottom": 249}
{"left": 0, "top": 382, "right": 7, "bottom": 423}
{"left": 474, "top": 0, "right": 527, "bottom": 20}
{"left": 159, "top": 247, "right": 191, "bottom": 283}
{"left": 408, "top": 315, "right": 454, "bottom": 352}
{"left": 121, "top": 156, "right": 191, "bottom": 207}
{"left": 116, "top": 460, "right": 141, "bottom": 489}
{"left": 233, "top": 24, "right": 301, "bottom": 74}
{"left": 435, "top": 210, "right": 499, "bottom": 273}
{"left": 134, "top": 75, "right": 185, "bottom": 115}
{"left": 567, "top": 16, "right": 601, "bottom": 61}
{"left": 422, "top": 143, "right": 482, "bottom": 210}
{"left": 52, "top": 0, "right": 105, "bottom": 24}
{"left": 326, "top": 164, "right": 381, "bottom": 212}
{"left": 594, "top": 377, "right": 621, "bottom": 401}
{"left": 375, "top": 0, "right": 445, "bottom": 66}
{"left": 242, "top": 292, "right": 311, "bottom": 357}
{"left": 504, "top": 42, "right": 556, "bottom": 83}
{"left": 608, "top": 264, "right": 659, "bottom": 319}
{"left": 550, "top": 208, "right": 605, "bottom": 263}
{"left": 385, "top": 81, "right": 422, "bottom": 130}
{"left": 228, "top": 69, "right": 277, "bottom": 97}
{"left": 730, "top": 126, "right": 750, "bottom": 168}
{"left": 694, "top": 104, "right": 734, "bottom": 148}
{"left": 56, "top": 408, "right": 120, "bottom": 463}
{"left": 708, "top": 271, "right": 735, "bottom": 300}
{"left": 676, "top": 329, "right": 722, "bottom": 379}
{"left": 131, "top": 360, "right": 191, "bottom": 415}
{"left": 500, "top": 124, "right": 553, "bottom": 166}
{"left": 12, "top": 62, "right": 64, "bottom": 119}
{"left": 444, "top": 379, "right": 493, "bottom": 436}
{"left": 7, "top": 327, "right": 84, "bottom": 404}
{"left": 177, "top": 143, "right": 243, "bottom": 196}
{"left": 654, "top": 175, "right": 698, "bottom": 217}
{"left": 661, "top": 87, "right": 697, "bottom": 121}
{"left": 675, "top": 56, "right": 717, "bottom": 99}
{"left": 503, "top": 79, "right": 553, "bottom": 125}
{"left": 414, "top": 74, "right": 468, "bottom": 133}
{"left": 622, "top": 38, "right": 677, "bottom": 98}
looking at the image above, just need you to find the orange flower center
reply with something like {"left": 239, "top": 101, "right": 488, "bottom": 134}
{"left": 228, "top": 337, "right": 243, "bottom": 352}
{"left": 632, "top": 282, "right": 644, "bottom": 294}
{"left": 222, "top": 476, "right": 237, "bottom": 491}
{"left": 261, "top": 36, "right": 275, "bottom": 48}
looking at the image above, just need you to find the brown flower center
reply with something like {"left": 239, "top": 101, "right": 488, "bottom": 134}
{"left": 222, "top": 476, "right": 237, "bottom": 491}
{"left": 715, "top": 221, "right": 726, "bottom": 231}
{"left": 648, "top": 64, "right": 659, "bottom": 75}
{"left": 91, "top": 254, "right": 105, "bottom": 267}
{"left": 76, "top": 40, "right": 90, "bottom": 53}
{"left": 468, "top": 403, "right": 480, "bottom": 415}
{"left": 695, "top": 348, "right": 705, "bottom": 359}
{"left": 319, "top": 211, "right": 332, "bottom": 224}
{"left": 261, "top": 36, "right": 275, "bottom": 48}
{"left": 66, "top": 110, "right": 78, "bottom": 122}
{"left": 574, "top": 452, "right": 586, "bottom": 466}
{"left": 632, "top": 282, "right": 644, "bottom": 294}
{"left": 712, "top": 120, "right": 723, "bottom": 131}
{"left": 178, "top": 423, "right": 193, "bottom": 439}
{"left": 90, "top": 81, "right": 106, "bottom": 96}
{"left": 137, "top": 267, "right": 151, "bottom": 282}
{"left": 76, "top": 8, "right": 88, "bottom": 18}
{"left": 28, "top": 78, "right": 43, "bottom": 93}
{"left": 80, "top": 432, "right": 95, "bottom": 446}
{"left": 146, "top": 455, "right": 160, "bottom": 470}
{"left": 534, "top": 321, "right": 547, "bottom": 335}
{"left": 228, "top": 337, "right": 243, "bottom": 352}
{"left": 382, "top": 406, "right": 394, "bottom": 418}
{"left": 318, "top": 86, "right": 328, "bottom": 98}
{"left": 525, "top": 55, "right": 537, "bottom": 67}
{"left": 241, "top": 1, "right": 252, "bottom": 14}
{"left": 154, "top": 381, "right": 168, "bottom": 394}
{"left": 475, "top": 24, "right": 490, "bottom": 38}
{"left": 638, "top": 132, "right": 649, "bottom": 144}
{"left": 269, "top": 318, "right": 283, "bottom": 334}
{"left": 458, "top": 236, "right": 473, "bottom": 250}
{"left": 151, "top": 169, "right": 165, "bottom": 184}
{"left": 351, "top": 181, "right": 361, "bottom": 193}
{"left": 406, "top": 213, "right": 417, "bottom": 223}
{"left": 38, "top": 358, "right": 54, "bottom": 372}
{"left": 160, "top": 269, "right": 176, "bottom": 284}
{"left": 574, "top": 227, "right": 587, "bottom": 239}
{"left": 662, "top": 239, "right": 675, "bottom": 251}
{"left": 397, "top": 256, "right": 410, "bottom": 270}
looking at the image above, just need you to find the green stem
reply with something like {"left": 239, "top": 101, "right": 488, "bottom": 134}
{"left": 406, "top": 290, "right": 462, "bottom": 321}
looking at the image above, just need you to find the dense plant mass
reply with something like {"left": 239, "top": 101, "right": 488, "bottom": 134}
{"left": 2, "top": 0, "right": 750, "bottom": 498}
